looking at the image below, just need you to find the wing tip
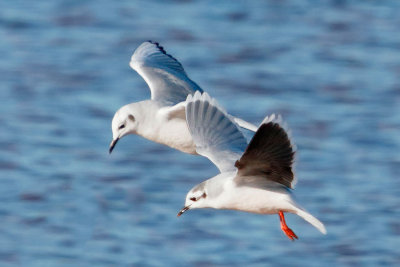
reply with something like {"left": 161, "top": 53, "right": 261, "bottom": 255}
{"left": 245, "top": 117, "right": 297, "bottom": 189}
{"left": 260, "top": 113, "right": 297, "bottom": 153}
{"left": 145, "top": 40, "right": 182, "bottom": 67}
{"left": 147, "top": 40, "right": 167, "bottom": 55}
{"left": 131, "top": 40, "right": 183, "bottom": 70}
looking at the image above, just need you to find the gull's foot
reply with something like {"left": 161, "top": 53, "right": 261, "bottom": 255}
{"left": 281, "top": 224, "right": 298, "bottom": 241}
{"left": 279, "top": 211, "right": 298, "bottom": 241}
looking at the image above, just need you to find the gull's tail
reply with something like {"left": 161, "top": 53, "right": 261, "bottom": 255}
{"left": 294, "top": 208, "right": 327, "bottom": 234}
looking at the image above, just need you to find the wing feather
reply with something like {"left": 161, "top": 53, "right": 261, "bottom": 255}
{"left": 130, "top": 41, "right": 203, "bottom": 105}
{"left": 235, "top": 116, "right": 296, "bottom": 189}
{"left": 185, "top": 92, "right": 248, "bottom": 173}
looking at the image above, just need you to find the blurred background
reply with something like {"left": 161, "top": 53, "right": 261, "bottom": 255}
{"left": 1, "top": 0, "right": 399, "bottom": 266}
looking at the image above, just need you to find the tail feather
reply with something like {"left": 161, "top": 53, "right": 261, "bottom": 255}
{"left": 295, "top": 208, "right": 327, "bottom": 234}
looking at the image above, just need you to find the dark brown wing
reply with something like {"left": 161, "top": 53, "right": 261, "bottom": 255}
{"left": 235, "top": 121, "right": 295, "bottom": 188}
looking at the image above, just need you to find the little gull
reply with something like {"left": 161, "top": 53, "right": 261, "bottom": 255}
{"left": 177, "top": 92, "right": 326, "bottom": 240}
{"left": 109, "top": 41, "right": 257, "bottom": 154}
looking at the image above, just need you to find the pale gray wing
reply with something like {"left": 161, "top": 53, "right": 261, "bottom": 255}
{"left": 234, "top": 115, "right": 296, "bottom": 189}
{"left": 185, "top": 92, "right": 248, "bottom": 173}
{"left": 231, "top": 117, "right": 257, "bottom": 132}
{"left": 130, "top": 41, "right": 203, "bottom": 105}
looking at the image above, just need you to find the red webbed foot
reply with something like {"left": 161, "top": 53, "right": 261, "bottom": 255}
{"left": 279, "top": 211, "right": 298, "bottom": 241}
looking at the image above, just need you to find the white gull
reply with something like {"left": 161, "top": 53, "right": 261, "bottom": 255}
{"left": 109, "top": 41, "right": 257, "bottom": 154}
{"left": 177, "top": 92, "right": 326, "bottom": 240}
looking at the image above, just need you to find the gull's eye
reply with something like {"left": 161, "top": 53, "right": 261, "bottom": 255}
{"left": 190, "top": 197, "right": 196, "bottom": 201}
{"left": 118, "top": 124, "right": 125, "bottom": 130}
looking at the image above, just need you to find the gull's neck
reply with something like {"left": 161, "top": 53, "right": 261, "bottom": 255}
{"left": 128, "top": 100, "right": 162, "bottom": 140}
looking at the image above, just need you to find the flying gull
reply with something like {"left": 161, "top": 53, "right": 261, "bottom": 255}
{"left": 109, "top": 41, "right": 257, "bottom": 154}
{"left": 178, "top": 92, "right": 326, "bottom": 240}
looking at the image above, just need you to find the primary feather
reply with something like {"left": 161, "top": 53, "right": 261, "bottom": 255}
{"left": 185, "top": 91, "right": 248, "bottom": 172}
{"left": 235, "top": 121, "right": 295, "bottom": 189}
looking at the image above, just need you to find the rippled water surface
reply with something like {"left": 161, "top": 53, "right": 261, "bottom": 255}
{"left": 1, "top": 0, "right": 400, "bottom": 266}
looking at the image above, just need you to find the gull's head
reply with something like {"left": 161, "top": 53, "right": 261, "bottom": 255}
{"left": 109, "top": 104, "right": 138, "bottom": 154}
{"left": 177, "top": 182, "right": 208, "bottom": 217}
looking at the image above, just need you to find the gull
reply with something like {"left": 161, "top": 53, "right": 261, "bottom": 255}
{"left": 109, "top": 41, "right": 257, "bottom": 154}
{"left": 177, "top": 92, "right": 326, "bottom": 240}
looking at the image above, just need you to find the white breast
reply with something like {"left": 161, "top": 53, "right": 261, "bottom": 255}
{"left": 133, "top": 101, "right": 197, "bottom": 154}
{"left": 157, "top": 117, "right": 197, "bottom": 154}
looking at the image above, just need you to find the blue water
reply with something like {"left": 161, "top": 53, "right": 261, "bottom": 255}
{"left": 1, "top": 0, "right": 399, "bottom": 266}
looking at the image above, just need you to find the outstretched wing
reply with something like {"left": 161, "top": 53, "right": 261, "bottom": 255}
{"left": 185, "top": 92, "right": 248, "bottom": 173}
{"left": 231, "top": 117, "right": 258, "bottom": 132}
{"left": 234, "top": 115, "right": 296, "bottom": 189}
{"left": 130, "top": 41, "right": 203, "bottom": 105}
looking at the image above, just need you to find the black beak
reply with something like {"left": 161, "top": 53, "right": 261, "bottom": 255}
{"left": 109, "top": 138, "right": 119, "bottom": 154}
{"left": 177, "top": 206, "right": 190, "bottom": 217}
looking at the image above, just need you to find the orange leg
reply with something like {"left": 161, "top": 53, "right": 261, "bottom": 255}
{"left": 279, "top": 211, "right": 298, "bottom": 241}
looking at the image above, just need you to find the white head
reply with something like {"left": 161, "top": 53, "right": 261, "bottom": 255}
{"left": 177, "top": 173, "right": 230, "bottom": 216}
{"left": 109, "top": 104, "right": 139, "bottom": 154}
{"left": 177, "top": 181, "right": 211, "bottom": 217}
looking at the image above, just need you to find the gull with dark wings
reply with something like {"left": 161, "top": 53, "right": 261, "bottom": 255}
{"left": 178, "top": 92, "right": 326, "bottom": 240}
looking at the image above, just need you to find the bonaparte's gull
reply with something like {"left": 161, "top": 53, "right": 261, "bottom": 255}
{"left": 178, "top": 92, "right": 326, "bottom": 240}
{"left": 109, "top": 41, "right": 257, "bottom": 154}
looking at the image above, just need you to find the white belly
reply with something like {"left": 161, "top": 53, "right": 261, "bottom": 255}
{"left": 154, "top": 118, "right": 197, "bottom": 154}
{"left": 219, "top": 180, "right": 294, "bottom": 215}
